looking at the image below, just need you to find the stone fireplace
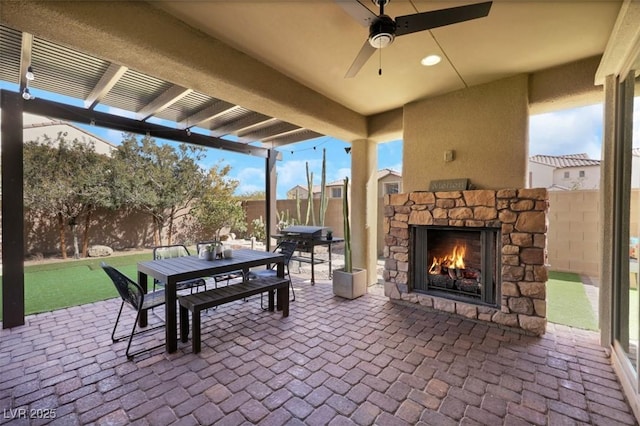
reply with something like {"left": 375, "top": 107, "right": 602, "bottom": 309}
{"left": 383, "top": 189, "right": 549, "bottom": 335}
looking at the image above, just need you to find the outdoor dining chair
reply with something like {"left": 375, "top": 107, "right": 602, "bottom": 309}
{"left": 248, "top": 239, "right": 298, "bottom": 307}
{"left": 101, "top": 262, "right": 166, "bottom": 359}
{"left": 153, "top": 245, "right": 207, "bottom": 293}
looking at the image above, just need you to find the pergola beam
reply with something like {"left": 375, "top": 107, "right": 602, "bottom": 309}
{"left": 179, "top": 101, "right": 237, "bottom": 128}
{"left": 84, "top": 63, "right": 128, "bottom": 109}
{"left": 236, "top": 121, "right": 300, "bottom": 144}
{"left": 210, "top": 111, "right": 273, "bottom": 138}
{"left": 136, "top": 84, "right": 193, "bottom": 121}
{"left": 18, "top": 32, "right": 33, "bottom": 92}
{"left": 262, "top": 129, "right": 324, "bottom": 148}
{"left": 21, "top": 95, "right": 280, "bottom": 159}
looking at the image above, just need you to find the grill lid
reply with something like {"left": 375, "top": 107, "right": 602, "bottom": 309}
{"left": 281, "top": 226, "right": 327, "bottom": 238}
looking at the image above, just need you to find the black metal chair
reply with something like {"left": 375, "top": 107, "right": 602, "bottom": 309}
{"left": 101, "top": 262, "right": 166, "bottom": 359}
{"left": 196, "top": 241, "right": 244, "bottom": 286}
{"left": 248, "top": 240, "right": 298, "bottom": 305}
{"left": 153, "top": 245, "right": 206, "bottom": 293}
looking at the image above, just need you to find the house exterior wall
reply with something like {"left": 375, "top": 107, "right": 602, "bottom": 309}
{"left": 378, "top": 174, "right": 402, "bottom": 197}
{"left": 528, "top": 162, "right": 555, "bottom": 189}
{"left": 286, "top": 186, "right": 308, "bottom": 199}
{"left": 403, "top": 75, "right": 529, "bottom": 192}
{"left": 552, "top": 165, "right": 600, "bottom": 189}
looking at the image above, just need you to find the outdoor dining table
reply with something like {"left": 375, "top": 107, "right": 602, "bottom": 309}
{"left": 137, "top": 248, "right": 285, "bottom": 353}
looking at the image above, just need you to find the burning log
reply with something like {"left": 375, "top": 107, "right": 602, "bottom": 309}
{"left": 457, "top": 278, "right": 481, "bottom": 294}
{"left": 429, "top": 273, "right": 454, "bottom": 289}
{"left": 427, "top": 244, "right": 482, "bottom": 294}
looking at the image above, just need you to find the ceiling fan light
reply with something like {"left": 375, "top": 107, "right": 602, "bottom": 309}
{"left": 369, "top": 33, "right": 394, "bottom": 49}
{"left": 421, "top": 54, "right": 442, "bottom": 66}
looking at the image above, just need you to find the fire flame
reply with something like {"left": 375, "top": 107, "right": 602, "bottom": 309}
{"left": 429, "top": 244, "right": 466, "bottom": 273}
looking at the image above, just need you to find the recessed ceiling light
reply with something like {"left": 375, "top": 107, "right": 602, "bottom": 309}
{"left": 421, "top": 55, "right": 442, "bottom": 66}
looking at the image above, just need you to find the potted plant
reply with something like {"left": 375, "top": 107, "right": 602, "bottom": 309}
{"left": 333, "top": 177, "right": 367, "bottom": 299}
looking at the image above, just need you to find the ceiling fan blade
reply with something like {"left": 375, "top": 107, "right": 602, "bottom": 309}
{"left": 336, "top": 0, "right": 378, "bottom": 27}
{"left": 345, "top": 39, "right": 376, "bottom": 78}
{"left": 395, "top": 1, "right": 492, "bottom": 37}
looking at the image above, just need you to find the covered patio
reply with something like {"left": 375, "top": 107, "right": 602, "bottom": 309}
{"left": 3, "top": 1, "right": 640, "bottom": 424}
{"left": 1, "top": 276, "right": 634, "bottom": 425}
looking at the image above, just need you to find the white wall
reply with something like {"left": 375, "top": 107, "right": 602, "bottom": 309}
{"left": 553, "top": 165, "right": 600, "bottom": 190}
{"left": 528, "top": 162, "right": 555, "bottom": 188}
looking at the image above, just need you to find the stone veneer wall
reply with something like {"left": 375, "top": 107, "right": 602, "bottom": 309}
{"left": 383, "top": 189, "right": 549, "bottom": 335}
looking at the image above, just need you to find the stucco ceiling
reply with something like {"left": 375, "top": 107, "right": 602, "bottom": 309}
{"left": 154, "top": 0, "right": 622, "bottom": 117}
{"left": 0, "top": 1, "right": 625, "bottom": 145}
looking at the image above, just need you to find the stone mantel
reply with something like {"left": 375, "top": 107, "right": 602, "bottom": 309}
{"left": 383, "top": 188, "right": 549, "bottom": 335}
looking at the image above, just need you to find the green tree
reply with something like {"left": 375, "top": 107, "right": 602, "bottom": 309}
{"left": 23, "top": 133, "right": 112, "bottom": 259}
{"left": 110, "top": 133, "right": 207, "bottom": 246}
{"left": 191, "top": 162, "right": 247, "bottom": 240}
{"left": 236, "top": 190, "right": 266, "bottom": 200}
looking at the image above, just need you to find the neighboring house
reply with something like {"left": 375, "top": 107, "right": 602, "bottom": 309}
{"left": 377, "top": 168, "right": 402, "bottom": 196}
{"left": 22, "top": 113, "right": 117, "bottom": 155}
{"left": 528, "top": 153, "right": 601, "bottom": 190}
{"left": 286, "top": 185, "right": 309, "bottom": 200}
{"left": 325, "top": 179, "right": 345, "bottom": 199}
{"left": 286, "top": 168, "right": 402, "bottom": 199}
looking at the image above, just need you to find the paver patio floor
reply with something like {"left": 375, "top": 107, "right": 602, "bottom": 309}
{"left": 0, "top": 277, "right": 637, "bottom": 425}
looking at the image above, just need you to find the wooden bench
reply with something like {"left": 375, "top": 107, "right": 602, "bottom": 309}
{"left": 179, "top": 276, "right": 290, "bottom": 353}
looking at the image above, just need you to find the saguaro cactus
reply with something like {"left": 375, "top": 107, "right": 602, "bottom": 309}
{"left": 305, "top": 162, "right": 316, "bottom": 225}
{"left": 343, "top": 177, "right": 352, "bottom": 273}
{"left": 319, "top": 148, "right": 328, "bottom": 226}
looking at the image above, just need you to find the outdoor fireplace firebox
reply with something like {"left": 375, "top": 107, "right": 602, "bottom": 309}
{"left": 413, "top": 226, "right": 500, "bottom": 306}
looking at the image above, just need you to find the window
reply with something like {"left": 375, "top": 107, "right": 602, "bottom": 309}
{"left": 564, "top": 171, "right": 570, "bottom": 179}
{"left": 384, "top": 182, "right": 400, "bottom": 195}
{"left": 579, "top": 170, "right": 586, "bottom": 178}
{"left": 331, "top": 187, "right": 342, "bottom": 198}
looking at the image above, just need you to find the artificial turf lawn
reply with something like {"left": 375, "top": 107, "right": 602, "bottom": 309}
{"left": 0, "top": 253, "right": 152, "bottom": 316}
{"left": 546, "top": 271, "right": 599, "bottom": 331}
{"left": 0, "top": 261, "right": 605, "bottom": 332}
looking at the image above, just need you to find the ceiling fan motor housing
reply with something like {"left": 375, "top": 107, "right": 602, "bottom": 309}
{"left": 368, "top": 15, "right": 396, "bottom": 48}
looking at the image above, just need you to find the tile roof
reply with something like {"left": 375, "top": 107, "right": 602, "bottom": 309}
{"left": 529, "top": 153, "right": 600, "bottom": 168}
{"left": 376, "top": 168, "right": 402, "bottom": 179}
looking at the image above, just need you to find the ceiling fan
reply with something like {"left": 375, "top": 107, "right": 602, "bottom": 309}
{"left": 338, "top": 0, "right": 493, "bottom": 77}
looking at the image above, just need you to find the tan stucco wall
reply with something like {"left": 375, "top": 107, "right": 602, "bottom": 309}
{"left": 529, "top": 56, "right": 604, "bottom": 114}
{"left": 402, "top": 75, "right": 529, "bottom": 192}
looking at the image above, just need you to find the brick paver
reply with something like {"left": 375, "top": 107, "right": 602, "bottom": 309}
{"left": 0, "top": 277, "right": 638, "bottom": 425}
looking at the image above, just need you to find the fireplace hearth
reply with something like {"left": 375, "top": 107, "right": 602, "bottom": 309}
{"left": 383, "top": 189, "right": 549, "bottom": 335}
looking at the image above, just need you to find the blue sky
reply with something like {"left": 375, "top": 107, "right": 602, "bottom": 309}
{"left": 529, "top": 103, "right": 604, "bottom": 160}
{"left": 6, "top": 81, "right": 624, "bottom": 198}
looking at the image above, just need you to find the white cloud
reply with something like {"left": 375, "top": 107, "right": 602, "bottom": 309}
{"left": 332, "top": 168, "right": 351, "bottom": 182}
{"left": 530, "top": 103, "right": 603, "bottom": 159}
{"left": 235, "top": 167, "right": 265, "bottom": 194}
{"left": 237, "top": 182, "right": 263, "bottom": 195}
{"left": 276, "top": 159, "right": 322, "bottom": 188}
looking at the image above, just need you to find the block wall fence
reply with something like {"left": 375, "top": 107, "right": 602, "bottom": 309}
{"left": 21, "top": 190, "right": 606, "bottom": 279}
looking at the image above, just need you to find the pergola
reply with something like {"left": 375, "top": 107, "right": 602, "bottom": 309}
{"left": 0, "top": 25, "right": 328, "bottom": 328}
